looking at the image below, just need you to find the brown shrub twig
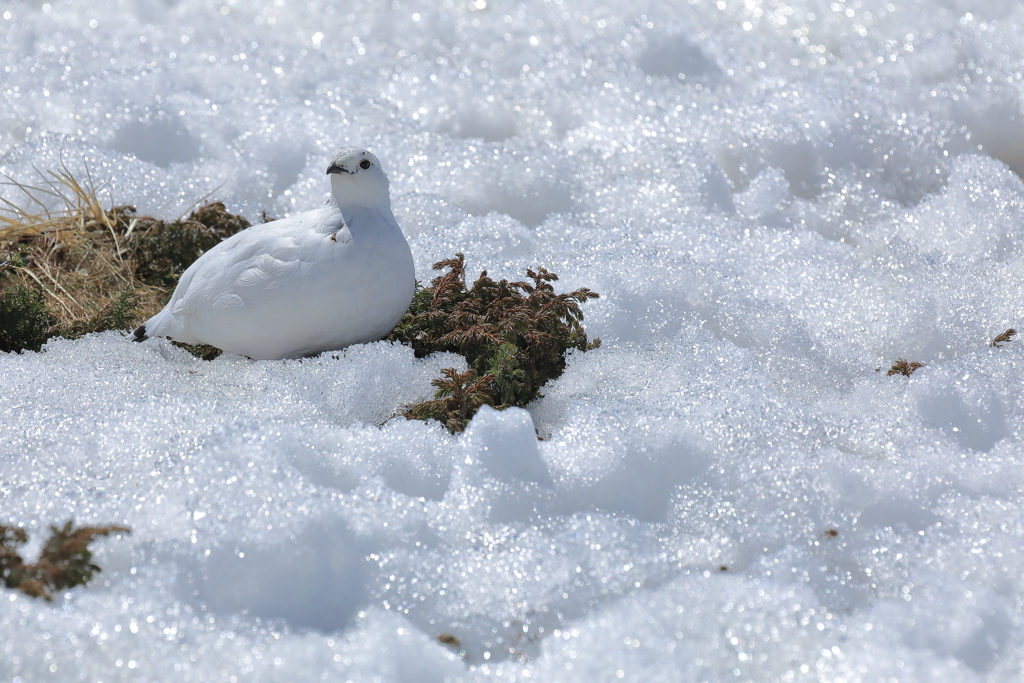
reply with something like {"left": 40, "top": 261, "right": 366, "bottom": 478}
{"left": 887, "top": 358, "right": 924, "bottom": 376}
{"left": 1, "top": 521, "right": 130, "bottom": 601}
{"left": 991, "top": 328, "right": 1017, "bottom": 348}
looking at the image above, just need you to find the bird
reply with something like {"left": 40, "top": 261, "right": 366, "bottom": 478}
{"left": 132, "top": 147, "right": 415, "bottom": 360}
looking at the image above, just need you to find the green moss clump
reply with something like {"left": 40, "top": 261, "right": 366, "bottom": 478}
{"left": 1, "top": 521, "right": 130, "bottom": 601}
{"left": 0, "top": 284, "right": 58, "bottom": 353}
{"left": 388, "top": 254, "right": 599, "bottom": 432}
{"left": 130, "top": 202, "right": 250, "bottom": 285}
{"left": 61, "top": 287, "right": 142, "bottom": 339}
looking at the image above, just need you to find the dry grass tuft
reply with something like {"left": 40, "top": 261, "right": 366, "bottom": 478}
{"left": 0, "top": 166, "right": 248, "bottom": 354}
{"left": 1, "top": 166, "right": 160, "bottom": 331}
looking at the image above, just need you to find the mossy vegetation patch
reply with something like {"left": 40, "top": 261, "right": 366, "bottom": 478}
{"left": 129, "top": 202, "right": 251, "bottom": 285}
{"left": 0, "top": 168, "right": 247, "bottom": 356}
{"left": 388, "top": 253, "right": 600, "bottom": 432}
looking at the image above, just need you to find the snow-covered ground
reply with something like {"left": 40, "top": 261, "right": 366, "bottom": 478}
{"left": 4, "top": 0, "right": 1024, "bottom": 680}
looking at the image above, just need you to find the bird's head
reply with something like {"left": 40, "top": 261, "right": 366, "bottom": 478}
{"left": 326, "top": 147, "right": 390, "bottom": 209}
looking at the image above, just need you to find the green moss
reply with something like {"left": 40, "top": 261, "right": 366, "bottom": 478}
{"left": 389, "top": 254, "right": 599, "bottom": 432}
{"left": 61, "top": 287, "right": 141, "bottom": 339}
{"left": 0, "top": 285, "right": 58, "bottom": 353}
{"left": 130, "top": 202, "right": 250, "bottom": 285}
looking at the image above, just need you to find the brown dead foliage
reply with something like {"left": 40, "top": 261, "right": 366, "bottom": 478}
{"left": 991, "top": 328, "right": 1017, "bottom": 348}
{"left": 0, "top": 167, "right": 248, "bottom": 354}
{"left": 887, "top": 358, "right": 924, "bottom": 377}
{"left": 1, "top": 521, "right": 130, "bottom": 601}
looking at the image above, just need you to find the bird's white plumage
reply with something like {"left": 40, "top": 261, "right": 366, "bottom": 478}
{"left": 135, "top": 147, "right": 415, "bottom": 360}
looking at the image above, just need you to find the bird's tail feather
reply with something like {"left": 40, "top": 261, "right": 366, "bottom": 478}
{"left": 131, "top": 306, "right": 170, "bottom": 343}
{"left": 132, "top": 307, "right": 199, "bottom": 345}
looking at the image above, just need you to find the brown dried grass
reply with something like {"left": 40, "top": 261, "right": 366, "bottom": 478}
{"left": 0, "top": 164, "right": 170, "bottom": 331}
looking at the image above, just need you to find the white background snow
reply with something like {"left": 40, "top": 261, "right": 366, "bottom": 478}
{"left": 3, "top": 0, "right": 1024, "bottom": 680}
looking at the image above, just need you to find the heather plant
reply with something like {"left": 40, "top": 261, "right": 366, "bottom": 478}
{"left": 130, "top": 202, "right": 250, "bottom": 285}
{"left": 389, "top": 253, "right": 599, "bottom": 432}
{"left": 991, "top": 328, "right": 1017, "bottom": 347}
{"left": 887, "top": 358, "right": 924, "bottom": 376}
{"left": 1, "top": 521, "right": 130, "bottom": 601}
{"left": 404, "top": 367, "right": 498, "bottom": 433}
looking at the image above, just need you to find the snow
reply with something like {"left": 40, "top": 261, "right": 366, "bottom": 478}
{"left": 4, "top": 0, "right": 1024, "bottom": 680}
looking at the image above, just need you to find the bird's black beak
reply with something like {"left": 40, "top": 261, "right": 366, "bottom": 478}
{"left": 326, "top": 162, "right": 349, "bottom": 175}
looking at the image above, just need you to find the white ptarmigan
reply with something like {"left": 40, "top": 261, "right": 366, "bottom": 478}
{"left": 132, "top": 147, "right": 415, "bottom": 360}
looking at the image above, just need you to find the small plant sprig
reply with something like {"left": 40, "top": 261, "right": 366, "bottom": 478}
{"left": 404, "top": 367, "right": 497, "bottom": 433}
{"left": 171, "top": 341, "right": 223, "bottom": 361}
{"left": 129, "top": 202, "right": 250, "bottom": 286}
{"left": 0, "top": 284, "right": 57, "bottom": 353}
{"left": 389, "top": 254, "right": 599, "bottom": 432}
{"left": 991, "top": 328, "right": 1017, "bottom": 347}
{"left": 887, "top": 358, "right": 924, "bottom": 376}
{"left": 1, "top": 521, "right": 130, "bottom": 601}
{"left": 60, "top": 287, "right": 140, "bottom": 340}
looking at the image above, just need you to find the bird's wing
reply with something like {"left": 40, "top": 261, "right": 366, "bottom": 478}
{"left": 169, "top": 207, "right": 344, "bottom": 316}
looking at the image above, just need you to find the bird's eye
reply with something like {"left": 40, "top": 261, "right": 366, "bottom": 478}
{"left": 359, "top": 159, "right": 371, "bottom": 169}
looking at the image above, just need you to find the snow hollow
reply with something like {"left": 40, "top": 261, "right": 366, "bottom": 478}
{"left": 4, "top": 0, "right": 1024, "bottom": 680}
